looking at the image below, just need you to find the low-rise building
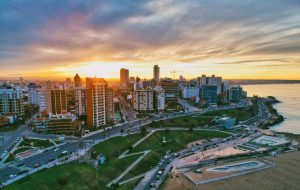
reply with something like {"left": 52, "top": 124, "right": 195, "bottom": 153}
{"left": 216, "top": 117, "right": 236, "bottom": 129}
{"left": 48, "top": 114, "right": 81, "bottom": 135}
{"left": 33, "top": 113, "right": 81, "bottom": 135}
{"left": 183, "top": 86, "right": 199, "bottom": 99}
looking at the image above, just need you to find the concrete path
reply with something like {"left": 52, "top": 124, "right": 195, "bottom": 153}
{"left": 107, "top": 150, "right": 151, "bottom": 187}
{"left": 119, "top": 173, "right": 146, "bottom": 185}
{"left": 132, "top": 130, "right": 155, "bottom": 148}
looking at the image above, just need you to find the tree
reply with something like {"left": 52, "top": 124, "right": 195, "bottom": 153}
{"left": 140, "top": 126, "right": 147, "bottom": 135}
{"left": 120, "top": 129, "right": 124, "bottom": 134}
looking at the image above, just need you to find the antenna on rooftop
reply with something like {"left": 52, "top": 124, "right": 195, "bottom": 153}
{"left": 170, "top": 69, "right": 177, "bottom": 80}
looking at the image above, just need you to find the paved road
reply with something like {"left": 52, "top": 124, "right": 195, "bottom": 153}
{"left": 118, "top": 95, "right": 136, "bottom": 122}
{"left": 0, "top": 117, "right": 34, "bottom": 156}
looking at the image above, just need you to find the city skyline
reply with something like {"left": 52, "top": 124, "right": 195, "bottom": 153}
{"left": 1, "top": 0, "right": 300, "bottom": 80}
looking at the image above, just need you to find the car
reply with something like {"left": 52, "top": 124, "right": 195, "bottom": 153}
{"left": 9, "top": 174, "right": 16, "bottom": 179}
{"left": 54, "top": 148, "right": 59, "bottom": 152}
{"left": 150, "top": 183, "right": 156, "bottom": 187}
{"left": 48, "top": 158, "right": 55, "bottom": 162}
{"left": 34, "top": 164, "right": 40, "bottom": 168}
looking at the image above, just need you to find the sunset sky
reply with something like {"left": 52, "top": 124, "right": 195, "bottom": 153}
{"left": 0, "top": 0, "right": 300, "bottom": 79}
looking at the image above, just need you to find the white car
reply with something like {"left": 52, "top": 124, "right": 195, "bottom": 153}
{"left": 54, "top": 148, "right": 59, "bottom": 152}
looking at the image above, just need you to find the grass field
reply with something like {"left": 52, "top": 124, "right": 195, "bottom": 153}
{"left": 19, "top": 138, "right": 54, "bottom": 149}
{"left": 122, "top": 130, "right": 230, "bottom": 180}
{"left": 202, "top": 106, "right": 258, "bottom": 122}
{"left": 13, "top": 147, "right": 33, "bottom": 155}
{"left": 159, "top": 150, "right": 300, "bottom": 190}
{"left": 4, "top": 131, "right": 229, "bottom": 190}
{"left": 147, "top": 116, "right": 215, "bottom": 128}
{"left": 4, "top": 134, "right": 145, "bottom": 190}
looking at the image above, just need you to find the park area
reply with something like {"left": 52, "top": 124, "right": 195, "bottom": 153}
{"left": 5, "top": 138, "right": 56, "bottom": 163}
{"left": 3, "top": 130, "right": 229, "bottom": 190}
{"left": 201, "top": 105, "right": 258, "bottom": 122}
{"left": 147, "top": 115, "right": 216, "bottom": 128}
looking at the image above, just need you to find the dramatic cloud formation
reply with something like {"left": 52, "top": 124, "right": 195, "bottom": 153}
{"left": 0, "top": 0, "right": 299, "bottom": 79}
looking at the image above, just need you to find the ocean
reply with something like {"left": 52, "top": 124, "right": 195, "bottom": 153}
{"left": 242, "top": 84, "right": 300, "bottom": 134}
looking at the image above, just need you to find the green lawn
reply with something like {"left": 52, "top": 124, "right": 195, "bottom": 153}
{"left": 122, "top": 130, "right": 230, "bottom": 180}
{"left": 4, "top": 155, "right": 139, "bottom": 190}
{"left": 13, "top": 147, "right": 33, "bottom": 155}
{"left": 19, "top": 138, "right": 54, "bottom": 149}
{"left": 202, "top": 104, "right": 258, "bottom": 122}
{"left": 147, "top": 115, "right": 215, "bottom": 128}
{"left": 4, "top": 131, "right": 229, "bottom": 190}
{"left": 4, "top": 134, "right": 145, "bottom": 190}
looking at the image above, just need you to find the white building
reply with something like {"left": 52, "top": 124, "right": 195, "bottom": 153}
{"left": 183, "top": 86, "right": 199, "bottom": 98}
{"left": 28, "top": 83, "right": 40, "bottom": 105}
{"left": 154, "top": 86, "right": 165, "bottom": 110}
{"left": 28, "top": 83, "right": 47, "bottom": 112}
{"left": 74, "top": 87, "right": 87, "bottom": 116}
{"left": 132, "top": 90, "right": 154, "bottom": 111}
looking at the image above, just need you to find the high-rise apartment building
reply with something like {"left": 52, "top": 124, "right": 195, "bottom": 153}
{"left": 153, "top": 65, "right": 160, "bottom": 84}
{"left": 50, "top": 89, "right": 68, "bottom": 114}
{"left": 120, "top": 68, "right": 129, "bottom": 87}
{"left": 154, "top": 86, "right": 165, "bottom": 111}
{"left": 0, "top": 88, "right": 24, "bottom": 117}
{"left": 74, "top": 87, "right": 87, "bottom": 116}
{"left": 28, "top": 83, "right": 47, "bottom": 112}
{"left": 105, "top": 88, "right": 114, "bottom": 124}
{"left": 132, "top": 90, "right": 154, "bottom": 111}
{"left": 86, "top": 78, "right": 114, "bottom": 128}
{"left": 28, "top": 83, "right": 40, "bottom": 105}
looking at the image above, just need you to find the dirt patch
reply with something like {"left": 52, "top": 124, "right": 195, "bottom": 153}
{"left": 162, "top": 150, "right": 300, "bottom": 190}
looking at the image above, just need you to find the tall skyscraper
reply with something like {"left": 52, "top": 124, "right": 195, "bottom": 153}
{"left": 74, "top": 73, "right": 82, "bottom": 87}
{"left": 120, "top": 68, "right": 129, "bottom": 87}
{"left": 153, "top": 65, "right": 160, "bottom": 84}
{"left": 86, "top": 78, "right": 114, "bottom": 128}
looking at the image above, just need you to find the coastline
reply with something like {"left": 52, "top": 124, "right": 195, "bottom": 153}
{"left": 260, "top": 96, "right": 284, "bottom": 129}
